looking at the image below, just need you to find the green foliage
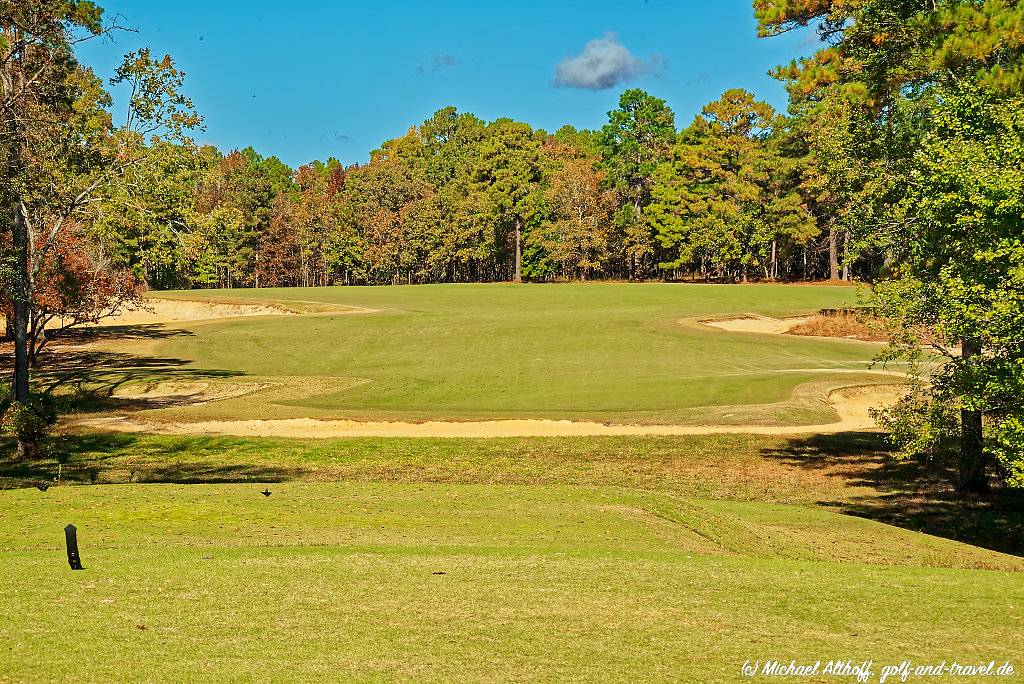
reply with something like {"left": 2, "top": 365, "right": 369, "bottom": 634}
{"left": 992, "top": 417, "right": 1024, "bottom": 487}
{"left": 597, "top": 89, "right": 677, "bottom": 276}
{"left": 755, "top": 0, "right": 1024, "bottom": 100}
{"left": 760, "top": 0, "right": 1024, "bottom": 489}
{"left": 0, "top": 386, "right": 56, "bottom": 442}
{"left": 473, "top": 119, "right": 544, "bottom": 278}
{"left": 870, "top": 87, "right": 1024, "bottom": 486}
{"left": 92, "top": 140, "right": 208, "bottom": 287}
{"left": 92, "top": 93, "right": 820, "bottom": 288}
{"left": 864, "top": 90, "right": 1024, "bottom": 491}
{"left": 598, "top": 89, "right": 677, "bottom": 199}
{"left": 112, "top": 48, "right": 202, "bottom": 141}
{"left": 873, "top": 382, "right": 960, "bottom": 465}
{"left": 647, "top": 89, "right": 815, "bottom": 279}
{"left": 79, "top": 86, "right": 841, "bottom": 286}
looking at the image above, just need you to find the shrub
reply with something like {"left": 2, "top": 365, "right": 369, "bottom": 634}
{"left": 0, "top": 386, "right": 57, "bottom": 445}
{"left": 787, "top": 311, "right": 888, "bottom": 342}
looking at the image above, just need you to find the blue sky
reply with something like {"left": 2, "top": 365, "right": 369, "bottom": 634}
{"left": 77, "top": 1, "right": 816, "bottom": 168}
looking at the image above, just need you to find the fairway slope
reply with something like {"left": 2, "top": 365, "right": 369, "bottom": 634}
{"left": 74, "top": 384, "right": 903, "bottom": 437}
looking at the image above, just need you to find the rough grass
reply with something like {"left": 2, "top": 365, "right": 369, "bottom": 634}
{"left": 42, "top": 283, "right": 901, "bottom": 426}
{"left": 787, "top": 312, "right": 888, "bottom": 342}
{"left": 5, "top": 432, "right": 1023, "bottom": 557}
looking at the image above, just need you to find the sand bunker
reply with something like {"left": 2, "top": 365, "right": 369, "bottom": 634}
{"left": 92, "top": 298, "right": 294, "bottom": 326}
{"left": 77, "top": 385, "right": 902, "bottom": 438}
{"left": 703, "top": 315, "right": 810, "bottom": 335}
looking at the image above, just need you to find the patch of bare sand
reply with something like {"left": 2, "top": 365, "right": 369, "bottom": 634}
{"left": 702, "top": 314, "right": 811, "bottom": 335}
{"left": 76, "top": 385, "right": 903, "bottom": 438}
{"left": 93, "top": 298, "right": 294, "bottom": 326}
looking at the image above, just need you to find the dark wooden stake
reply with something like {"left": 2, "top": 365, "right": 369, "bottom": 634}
{"left": 65, "top": 524, "right": 83, "bottom": 570}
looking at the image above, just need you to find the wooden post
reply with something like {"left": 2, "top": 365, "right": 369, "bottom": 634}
{"left": 65, "top": 524, "right": 83, "bottom": 570}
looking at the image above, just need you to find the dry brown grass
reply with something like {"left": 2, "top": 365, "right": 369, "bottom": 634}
{"left": 787, "top": 312, "right": 888, "bottom": 342}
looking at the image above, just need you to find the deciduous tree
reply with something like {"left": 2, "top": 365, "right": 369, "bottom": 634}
{"left": 2, "top": 3, "right": 198, "bottom": 456}
{"left": 758, "top": 0, "right": 1024, "bottom": 491}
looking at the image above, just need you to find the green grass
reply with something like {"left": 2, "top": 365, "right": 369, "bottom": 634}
{"left": 7, "top": 432, "right": 1023, "bottom": 556}
{"left": 64, "top": 282, "right": 892, "bottom": 425}
{"left": 1, "top": 478, "right": 1021, "bottom": 682}
{"left": 10, "top": 283, "right": 1018, "bottom": 681}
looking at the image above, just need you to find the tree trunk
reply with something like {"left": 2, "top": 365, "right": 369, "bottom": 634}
{"left": 841, "top": 228, "right": 850, "bottom": 281}
{"left": 12, "top": 203, "right": 30, "bottom": 402}
{"left": 958, "top": 336, "right": 988, "bottom": 493}
{"left": 828, "top": 223, "right": 840, "bottom": 280}
{"left": 513, "top": 219, "right": 522, "bottom": 284}
{"left": 4, "top": 33, "right": 36, "bottom": 457}
{"left": 12, "top": 201, "right": 36, "bottom": 458}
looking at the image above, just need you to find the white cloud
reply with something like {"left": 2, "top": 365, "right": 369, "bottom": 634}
{"left": 554, "top": 34, "right": 654, "bottom": 90}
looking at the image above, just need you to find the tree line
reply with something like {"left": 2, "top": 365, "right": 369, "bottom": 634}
{"left": 90, "top": 89, "right": 860, "bottom": 290}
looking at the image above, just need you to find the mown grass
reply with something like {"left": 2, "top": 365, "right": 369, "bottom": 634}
{"left": 1, "top": 432, "right": 1021, "bottom": 681}
{"left": 50, "top": 283, "right": 897, "bottom": 425}
{"left": 1, "top": 477, "right": 1021, "bottom": 683}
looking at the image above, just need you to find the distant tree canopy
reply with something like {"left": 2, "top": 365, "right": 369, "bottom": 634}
{"left": 77, "top": 86, "right": 853, "bottom": 289}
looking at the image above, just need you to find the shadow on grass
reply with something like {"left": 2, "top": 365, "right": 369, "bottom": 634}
{"left": 1, "top": 324, "right": 283, "bottom": 485}
{"left": 0, "top": 434, "right": 304, "bottom": 487}
{"left": 762, "top": 431, "right": 1024, "bottom": 557}
{"left": 49, "top": 323, "right": 194, "bottom": 344}
{"left": 3, "top": 425, "right": 1021, "bottom": 558}
{"left": 8, "top": 327, "right": 247, "bottom": 413}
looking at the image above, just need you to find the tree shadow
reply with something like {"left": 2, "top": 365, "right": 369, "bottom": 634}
{"left": 761, "top": 432, "right": 1024, "bottom": 557}
{"left": 0, "top": 326, "right": 294, "bottom": 486}
{"left": 36, "top": 350, "right": 244, "bottom": 412}
{"left": 0, "top": 434, "right": 304, "bottom": 488}
{"left": 49, "top": 323, "right": 195, "bottom": 345}
{"left": 4, "top": 325, "right": 247, "bottom": 413}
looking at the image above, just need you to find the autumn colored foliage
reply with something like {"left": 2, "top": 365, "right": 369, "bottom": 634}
{"left": 0, "top": 228, "right": 144, "bottom": 364}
